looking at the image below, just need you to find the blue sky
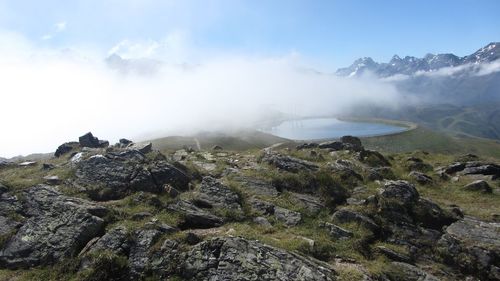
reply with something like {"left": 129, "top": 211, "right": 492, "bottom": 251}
{"left": 0, "top": 0, "right": 499, "bottom": 70}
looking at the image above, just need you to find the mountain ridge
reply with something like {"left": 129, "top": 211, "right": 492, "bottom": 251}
{"left": 337, "top": 42, "right": 499, "bottom": 77}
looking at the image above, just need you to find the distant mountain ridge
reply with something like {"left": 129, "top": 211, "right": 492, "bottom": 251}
{"left": 337, "top": 42, "right": 500, "bottom": 77}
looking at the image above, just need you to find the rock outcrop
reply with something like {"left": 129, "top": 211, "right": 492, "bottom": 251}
{"left": 437, "top": 218, "right": 500, "bottom": 280}
{"left": 76, "top": 153, "right": 190, "bottom": 200}
{"left": 0, "top": 185, "right": 107, "bottom": 269}
{"left": 262, "top": 152, "right": 318, "bottom": 173}
{"left": 181, "top": 237, "right": 336, "bottom": 281}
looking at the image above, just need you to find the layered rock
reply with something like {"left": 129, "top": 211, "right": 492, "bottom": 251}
{"left": 262, "top": 153, "right": 319, "bottom": 173}
{"left": 181, "top": 237, "right": 336, "bottom": 281}
{"left": 437, "top": 218, "right": 500, "bottom": 280}
{"left": 0, "top": 185, "right": 107, "bottom": 268}
{"left": 75, "top": 152, "right": 190, "bottom": 200}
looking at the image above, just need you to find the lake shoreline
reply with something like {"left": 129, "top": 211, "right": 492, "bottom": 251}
{"left": 264, "top": 116, "right": 417, "bottom": 142}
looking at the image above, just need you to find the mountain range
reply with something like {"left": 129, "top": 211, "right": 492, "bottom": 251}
{"left": 336, "top": 42, "right": 500, "bottom": 77}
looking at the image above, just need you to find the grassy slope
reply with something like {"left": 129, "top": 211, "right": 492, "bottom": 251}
{"left": 361, "top": 126, "right": 500, "bottom": 159}
{"left": 146, "top": 130, "right": 288, "bottom": 152}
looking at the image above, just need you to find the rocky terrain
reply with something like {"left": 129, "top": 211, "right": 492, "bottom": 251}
{"left": 0, "top": 132, "right": 499, "bottom": 280}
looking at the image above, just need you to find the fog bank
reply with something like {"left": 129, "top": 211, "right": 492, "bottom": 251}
{"left": 0, "top": 34, "right": 403, "bottom": 157}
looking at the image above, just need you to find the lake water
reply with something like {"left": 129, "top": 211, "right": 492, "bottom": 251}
{"left": 265, "top": 118, "right": 407, "bottom": 140}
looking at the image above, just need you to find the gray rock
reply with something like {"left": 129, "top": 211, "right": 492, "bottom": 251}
{"left": 443, "top": 162, "right": 466, "bottom": 174}
{"left": 131, "top": 211, "right": 153, "bottom": 221}
{"left": 437, "top": 218, "right": 500, "bottom": 281}
{"left": 319, "top": 222, "right": 353, "bottom": 240}
{"left": 332, "top": 209, "right": 380, "bottom": 234}
{"left": 42, "top": 163, "right": 55, "bottom": 170}
{"left": 462, "top": 162, "right": 500, "bottom": 176}
{"left": 43, "top": 175, "right": 61, "bottom": 185}
{"left": 181, "top": 237, "right": 336, "bottom": 281}
{"left": 274, "top": 207, "right": 302, "bottom": 227}
{"left": 376, "top": 180, "right": 420, "bottom": 223}
{"left": 463, "top": 180, "right": 492, "bottom": 193}
{"left": 367, "top": 167, "right": 396, "bottom": 181}
{"left": 253, "top": 216, "right": 272, "bottom": 228}
{"left": 193, "top": 176, "right": 241, "bottom": 211}
{"left": 129, "top": 142, "right": 153, "bottom": 154}
{"left": 119, "top": 138, "right": 133, "bottom": 147}
{"left": 289, "top": 192, "right": 325, "bottom": 214}
{"left": 296, "top": 143, "right": 319, "bottom": 150}
{"left": 375, "top": 246, "right": 412, "bottom": 263}
{"left": 0, "top": 216, "right": 21, "bottom": 237}
{"left": 413, "top": 198, "right": 458, "bottom": 230}
{"left": 233, "top": 176, "right": 279, "bottom": 197}
{"left": 54, "top": 142, "right": 79, "bottom": 157}
{"left": 149, "top": 239, "right": 181, "bottom": 279}
{"left": 408, "top": 171, "right": 433, "bottom": 185}
{"left": 82, "top": 226, "right": 131, "bottom": 257}
{"left": 18, "top": 161, "right": 36, "bottom": 167}
{"left": 128, "top": 228, "right": 163, "bottom": 279}
{"left": 249, "top": 197, "right": 275, "bottom": 216}
{"left": 79, "top": 132, "right": 100, "bottom": 148}
{"left": 358, "top": 150, "right": 390, "bottom": 167}
{"left": 318, "top": 141, "right": 344, "bottom": 150}
{"left": 383, "top": 262, "right": 439, "bottom": 281}
{"left": 76, "top": 154, "right": 190, "bottom": 200}
{"left": 340, "top": 135, "right": 363, "bottom": 151}
{"left": 0, "top": 185, "right": 107, "bottom": 268}
{"left": 168, "top": 200, "right": 223, "bottom": 229}
{"left": 262, "top": 152, "right": 318, "bottom": 173}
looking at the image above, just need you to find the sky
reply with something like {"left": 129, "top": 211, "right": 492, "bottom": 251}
{"left": 0, "top": 0, "right": 499, "bottom": 157}
{"left": 0, "top": 0, "right": 499, "bottom": 70}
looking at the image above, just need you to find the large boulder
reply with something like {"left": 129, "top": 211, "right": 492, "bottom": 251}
{"left": 54, "top": 142, "right": 79, "bottom": 157}
{"left": 181, "top": 237, "right": 336, "bottom": 280}
{"left": 262, "top": 153, "right": 318, "bottom": 173}
{"left": 358, "top": 150, "right": 391, "bottom": 167}
{"left": 340, "top": 135, "right": 363, "bottom": 151}
{"left": 274, "top": 206, "right": 302, "bottom": 227}
{"left": 463, "top": 180, "right": 493, "bottom": 193}
{"left": 168, "top": 200, "right": 224, "bottom": 229}
{"left": 318, "top": 141, "right": 344, "bottom": 150}
{"left": 462, "top": 162, "right": 500, "bottom": 177}
{"left": 76, "top": 154, "right": 190, "bottom": 200}
{"left": 408, "top": 171, "right": 433, "bottom": 185}
{"left": 0, "top": 185, "right": 107, "bottom": 269}
{"left": 376, "top": 180, "right": 419, "bottom": 221}
{"left": 437, "top": 218, "right": 500, "bottom": 280}
{"left": 332, "top": 208, "right": 380, "bottom": 234}
{"left": 193, "top": 177, "right": 242, "bottom": 211}
{"left": 79, "top": 132, "right": 105, "bottom": 148}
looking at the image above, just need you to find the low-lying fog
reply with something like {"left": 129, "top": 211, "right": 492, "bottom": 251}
{"left": 0, "top": 32, "right": 404, "bottom": 158}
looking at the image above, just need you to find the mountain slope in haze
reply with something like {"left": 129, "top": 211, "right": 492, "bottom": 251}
{"left": 337, "top": 42, "right": 500, "bottom": 141}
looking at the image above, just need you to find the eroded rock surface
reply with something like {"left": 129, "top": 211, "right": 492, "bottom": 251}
{"left": 181, "top": 237, "right": 336, "bottom": 281}
{"left": 0, "top": 185, "right": 107, "bottom": 268}
{"left": 437, "top": 218, "right": 500, "bottom": 280}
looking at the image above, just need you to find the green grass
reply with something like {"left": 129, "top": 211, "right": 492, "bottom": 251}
{"left": 361, "top": 126, "right": 500, "bottom": 159}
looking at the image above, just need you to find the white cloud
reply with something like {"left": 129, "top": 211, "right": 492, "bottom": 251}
{"left": 0, "top": 32, "right": 403, "bottom": 157}
{"left": 41, "top": 21, "right": 67, "bottom": 41}
{"left": 108, "top": 30, "right": 191, "bottom": 62}
{"left": 55, "top": 21, "right": 67, "bottom": 32}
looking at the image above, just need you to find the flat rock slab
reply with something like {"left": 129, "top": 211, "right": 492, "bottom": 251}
{"left": 437, "top": 217, "right": 500, "bottom": 280}
{"left": 182, "top": 237, "right": 336, "bottom": 281}
{"left": 0, "top": 185, "right": 107, "bottom": 269}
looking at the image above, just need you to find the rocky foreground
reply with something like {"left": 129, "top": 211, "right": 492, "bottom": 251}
{"left": 0, "top": 133, "right": 499, "bottom": 280}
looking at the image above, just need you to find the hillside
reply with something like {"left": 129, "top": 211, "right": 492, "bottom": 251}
{"left": 0, "top": 132, "right": 499, "bottom": 281}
